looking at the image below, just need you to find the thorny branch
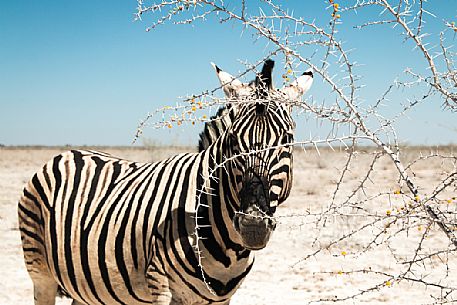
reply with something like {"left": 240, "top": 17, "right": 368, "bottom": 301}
{"left": 135, "top": 0, "right": 457, "bottom": 303}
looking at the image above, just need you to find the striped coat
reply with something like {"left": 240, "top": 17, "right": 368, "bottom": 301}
{"left": 18, "top": 59, "right": 313, "bottom": 305}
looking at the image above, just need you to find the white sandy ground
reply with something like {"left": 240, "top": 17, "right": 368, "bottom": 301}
{"left": 1, "top": 147, "right": 456, "bottom": 305}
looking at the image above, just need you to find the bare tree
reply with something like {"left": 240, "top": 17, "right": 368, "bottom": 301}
{"left": 135, "top": 1, "right": 457, "bottom": 303}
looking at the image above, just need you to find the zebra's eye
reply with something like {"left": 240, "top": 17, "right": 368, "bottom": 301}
{"left": 281, "top": 133, "right": 294, "bottom": 146}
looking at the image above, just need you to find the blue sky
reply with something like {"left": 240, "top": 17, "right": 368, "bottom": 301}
{"left": 1, "top": 1, "right": 456, "bottom": 146}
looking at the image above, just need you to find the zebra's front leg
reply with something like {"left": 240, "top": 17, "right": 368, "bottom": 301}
{"left": 146, "top": 264, "right": 172, "bottom": 305}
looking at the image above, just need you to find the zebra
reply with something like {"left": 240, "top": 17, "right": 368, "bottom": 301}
{"left": 18, "top": 59, "right": 313, "bottom": 305}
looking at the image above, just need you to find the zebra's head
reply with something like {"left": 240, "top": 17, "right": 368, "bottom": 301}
{"left": 211, "top": 59, "right": 313, "bottom": 250}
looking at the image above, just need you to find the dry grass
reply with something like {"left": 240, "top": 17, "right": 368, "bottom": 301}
{"left": 1, "top": 146, "right": 456, "bottom": 305}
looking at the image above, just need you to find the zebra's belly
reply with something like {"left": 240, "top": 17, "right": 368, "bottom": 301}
{"left": 54, "top": 254, "right": 153, "bottom": 304}
{"left": 45, "top": 216, "right": 154, "bottom": 304}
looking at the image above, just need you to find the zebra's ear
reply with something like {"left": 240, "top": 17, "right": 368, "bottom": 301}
{"left": 279, "top": 69, "right": 314, "bottom": 101}
{"left": 211, "top": 62, "right": 254, "bottom": 99}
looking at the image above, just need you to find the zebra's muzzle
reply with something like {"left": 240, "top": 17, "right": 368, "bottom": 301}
{"left": 234, "top": 174, "right": 277, "bottom": 250}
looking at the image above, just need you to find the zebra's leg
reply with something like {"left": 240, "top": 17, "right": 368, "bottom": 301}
{"left": 146, "top": 264, "right": 172, "bottom": 305}
{"left": 19, "top": 203, "right": 58, "bottom": 304}
{"left": 22, "top": 240, "right": 58, "bottom": 305}
{"left": 31, "top": 276, "right": 58, "bottom": 305}
{"left": 19, "top": 180, "right": 59, "bottom": 304}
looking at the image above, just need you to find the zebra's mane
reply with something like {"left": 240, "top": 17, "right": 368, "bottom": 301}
{"left": 198, "top": 106, "right": 236, "bottom": 152}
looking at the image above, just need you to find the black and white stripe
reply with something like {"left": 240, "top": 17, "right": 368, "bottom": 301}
{"left": 18, "top": 59, "right": 313, "bottom": 305}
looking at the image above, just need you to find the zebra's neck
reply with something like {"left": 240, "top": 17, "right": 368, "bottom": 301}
{"left": 189, "top": 136, "right": 252, "bottom": 297}
{"left": 196, "top": 134, "right": 250, "bottom": 259}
